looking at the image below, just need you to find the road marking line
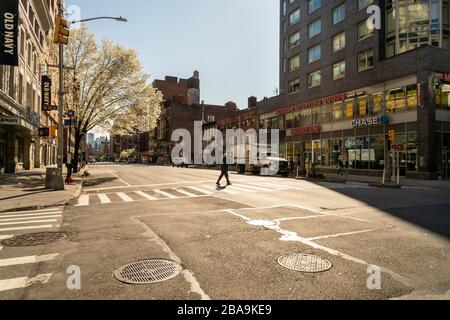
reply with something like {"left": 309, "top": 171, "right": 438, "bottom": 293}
{"left": 202, "top": 185, "right": 236, "bottom": 194}
{"left": 0, "top": 254, "right": 59, "bottom": 267}
{"left": 257, "top": 182, "right": 297, "bottom": 189}
{"left": 0, "top": 208, "right": 60, "bottom": 215}
{"left": 84, "top": 180, "right": 212, "bottom": 192}
{"left": 117, "top": 192, "right": 134, "bottom": 202}
{"left": 223, "top": 209, "right": 251, "bottom": 221}
{"left": 132, "top": 217, "right": 210, "bottom": 300}
{"left": 275, "top": 215, "right": 325, "bottom": 222}
{"left": 0, "top": 212, "right": 63, "bottom": 219}
{"left": 109, "top": 171, "right": 131, "bottom": 187}
{"left": 0, "top": 219, "right": 58, "bottom": 226}
{"left": 77, "top": 195, "right": 89, "bottom": 206}
{"left": 134, "top": 191, "right": 157, "bottom": 201}
{"left": 0, "top": 235, "right": 13, "bottom": 240}
{"left": 306, "top": 229, "right": 378, "bottom": 241}
{"left": 153, "top": 190, "right": 178, "bottom": 199}
{"left": 226, "top": 185, "right": 256, "bottom": 193}
{"left": 0, "top": 215, "right": 62, "bottom": 223}
{"left": 0, "top": 274, "right": 53, "bottom": 292}
{"left": 233, "top": 184, "right": 273, "bottom": 192}
{"left": 0, "top": 225, "right": 54, "bottom": 232}
{"left": 174, "top": 189, "right": 198, "bottom": 197}
{"left": 98, "top": 194, "right": 112, "bottom": 204}
{"left": 187, "top": 187, "right": 214, "bottom": 196}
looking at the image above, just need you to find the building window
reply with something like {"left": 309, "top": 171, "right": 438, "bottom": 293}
{"left": 288, "top": 78, "right": 300, "bottom": 94}
{"left": 332, "top": 32, "right": 346, "bottom": 52}
{"left": 308, "top": 70, "right": 321, "bottom": 88}
{"left": 289, "top": 32, "right": 300, "bottom": 49}
{"left": 385, "top": 87, "right": 407, "bottom": 113}
{"left": 369, "top": 93, "right": 383, "bottom": 115}
{"left": 308, "top": 44, "right": 321, "bottom": 63}
{"left": 358, "top": 49, "right": 374, "bottom": 72}
{"left": 282, "top": 1, "right": 287, "bottom": 16}
{"left": 332, "top": 60, "right": 346, "bottom": 80}
{"left": 358, "top": 0, "right": 374, "bottom": 11}
{"left": 358, "top": 20, "right": 374, "bottom": 41}
{"left": 288, "top": 55, "right": 300, "bottom": 71}
{"left": 345, "top": 99, "right": 355, "bottom": 119}
{"left": 333, "top": 3, "right": 346, "bottom": 25}
{"left": 308, "top": 18, "right": 321, "bottom": 38}
{"left": 308, "top": 0, "right": 321, "bottom": 13}
{"left": 289, "top": 9, "right": 300, "bottom": 25}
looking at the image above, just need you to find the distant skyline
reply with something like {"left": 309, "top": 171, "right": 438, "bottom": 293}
{"left": 67, "top": 0, "right": 280, "bottom": 109}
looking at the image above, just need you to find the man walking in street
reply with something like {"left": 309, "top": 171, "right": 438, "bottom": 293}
{"left": 217, "top": 153, "right": 232, "bottom": 186}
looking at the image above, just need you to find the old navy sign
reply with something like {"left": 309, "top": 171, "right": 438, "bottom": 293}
{"left": 351, "top": 115, "right": 389, "bottom": 128}
{"left": 0, "top": 0, "right": 19, "bottom": 66}
{"left": 42, "top": 76, "right": 52, "bottom": 111}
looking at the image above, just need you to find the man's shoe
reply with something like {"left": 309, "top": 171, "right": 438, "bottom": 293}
{"left": 227, "top": 182, "right": 232, "bottom": 186}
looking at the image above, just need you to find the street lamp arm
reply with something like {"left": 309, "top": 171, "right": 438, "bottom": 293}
{"left": 70, "top": 16, "right": 128, "bottom": 24}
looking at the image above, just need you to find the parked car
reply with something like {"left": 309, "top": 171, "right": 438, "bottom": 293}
{"left": 261, "top": 156, "right": 290, "bottom": 176}
{"left": 127, "top": 157, "right": 137, "bottom": 163}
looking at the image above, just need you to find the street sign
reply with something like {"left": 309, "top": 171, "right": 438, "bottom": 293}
{"left": 64, "top": 119, "right": 75, "bottom": 126}
{"left": 392, "top": 144, "right": 405, "bottom": 152}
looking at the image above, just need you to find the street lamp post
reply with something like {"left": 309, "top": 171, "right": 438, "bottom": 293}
{"left": 53, "top": 5, "right": 127, "bottom": 190}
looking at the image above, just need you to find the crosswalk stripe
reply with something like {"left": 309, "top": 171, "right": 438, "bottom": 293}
{"left": 233, "top": 184, "right": 272, "bottom": 192}
{"left": 187, "top": 187, "right": 213, "bottom": 196}
{"left": 256, "top": 182, "right": 297, "bottom": 189}
{"left": 0, "top": 225, "right": 54, "bottom": 233}
{"left": 77, "top": 195, "right": 89, "bottom": 206}
{"left": 135, "top": 191, "right": 157, "bottom": 201}
{"left": 0, "top": 254, "right": 59, "bottom": 267}
{"left": 117, "top": 193, "right": 134, "bottom": 202}
{"left": 153, "top": 190, "right": 178, "bottom": 199}
{"left": 0, "top": 208, "right": 60, "bottom": 216}
{"left": 0, "top": 215, "right": 62, "bottom": 223}
{"left": 174, "top": 189, "right": 198, "bottom": 197}
{"left": 98, "top": 194, "right": 111, "bottom": 204}
{"left": 0, "top": 219, "right": 58, "bottom": 226}
{"left": 226, "top": 185, "right": 256, "bottom": 193}
{"left": 0, "top": 274, "right": 52, "bottom": 292}
{"left": 202, "top": 185, "right": 236, "bottom": 194}
{"left": 0, "top": 235, "right": 13, "bottom": 241}
{"left": 0, "top": 212, "right": 63, "bottom": 219}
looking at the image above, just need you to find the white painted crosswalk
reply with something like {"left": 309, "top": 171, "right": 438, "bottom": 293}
{"left": 0, "top": 208, "right": 63, "bottom": 235}
{"left": 0, "top": 208, "right": 64, "bottom": 294}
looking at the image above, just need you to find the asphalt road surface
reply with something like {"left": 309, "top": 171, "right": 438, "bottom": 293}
{"left": 1, "top": 163, "right": 450, "bottom": 300}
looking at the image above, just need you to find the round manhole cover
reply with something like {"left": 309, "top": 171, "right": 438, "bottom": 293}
{"left": 2, "top": 232, "right": 68, "bottom": 247}
{"left": 114, "top": 259, "right": 182, "bottom": 285}
{"left": 278, "top": 254, "right": 332, "bottom": 273}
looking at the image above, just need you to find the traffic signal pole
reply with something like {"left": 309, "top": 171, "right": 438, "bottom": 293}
{"left": 54, "top": 0, "right": 66, "bottom": 190}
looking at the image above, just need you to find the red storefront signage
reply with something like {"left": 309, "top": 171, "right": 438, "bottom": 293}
{"left": 443, "top": 73, "right": 450, "bottom": 83}
{"left": 275, "top": 93, "right": 348, "bottom": 116}
{"left": 290, "top": 125, "right": 322, "bottom": 136}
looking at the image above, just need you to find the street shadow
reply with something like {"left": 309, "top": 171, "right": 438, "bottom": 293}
{"left": 310, "top": 180, "right": 450, "bottom": 239}
{"left": 82, "top": 177, "right": 119, "bottom": 188}
{"left": 0, "top": 189, "right": 53, "bottom": 201}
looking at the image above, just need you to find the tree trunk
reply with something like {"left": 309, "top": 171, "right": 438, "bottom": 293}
{"left": 73, "top": 132, "right": 84, "bottom": 174}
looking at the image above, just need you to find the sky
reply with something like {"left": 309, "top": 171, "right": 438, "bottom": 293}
{"left": 67, "top": 0, "right": 280, "bottom": 110}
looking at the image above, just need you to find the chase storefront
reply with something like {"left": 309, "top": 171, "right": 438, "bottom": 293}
{"left": 259, "top": 75, "right": 424, "bottom": 178}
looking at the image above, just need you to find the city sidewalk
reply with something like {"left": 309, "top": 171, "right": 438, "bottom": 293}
{"left": 306, "top": 172, "right": 450, "bottom": 190}
{"left": 0, "top": 167, "right": 84, "bottom": 213}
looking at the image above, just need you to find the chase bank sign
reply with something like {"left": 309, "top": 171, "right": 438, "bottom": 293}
{"left": 351, "top": 115, "right": 389, "bottom": 128}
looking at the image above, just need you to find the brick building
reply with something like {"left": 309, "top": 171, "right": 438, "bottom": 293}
{"left": 152, "top": 71, "right": 238, "bottom": 164}
{"left": 256, "top": 0, "right": 450, "bottom": 179}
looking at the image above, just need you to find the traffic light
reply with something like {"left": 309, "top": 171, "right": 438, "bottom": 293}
{"left": 388, "top": 130, "right": 396, "bottom": 144}
{"left": 53, "top": 16, "right": 70, "bottom": 45}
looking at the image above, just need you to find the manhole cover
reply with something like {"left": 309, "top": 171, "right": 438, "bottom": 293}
{"left": 278, "top": 254, "right": 332, "bottom": 273}
{"left": 2, "top": 232, "right": 68, "bottom": 247}
{"left": 246, "top": 220, "right": 277, "bottom": 227}
{"left": 114, "top": 259, "right": 182, "bottom": 284}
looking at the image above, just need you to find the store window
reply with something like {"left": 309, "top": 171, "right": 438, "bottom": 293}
{"left": 345, "top": 99, "right": 355, "bottom": 119}
{"left": 321, "top": 140, "right": 332, "bottom": 167}
{"left": 407, "top": 132, "right": 418, "bottom": 172}
{"left": 286, "top": 113, "right": 294, "bottom": 129}
{"left": 322, "top": 104, "right": 332, "bottom": 124}
{"left": 369, "top": 92, "right": 383, "bottom": 115}
{"left": 332, "top": 138, "right": 343, "bottom": 167}
{"left": 312, "top": 106, "right": 321, "bottom": 125}
{"left": 406, "top": 85, "right": 418, "bottom": 110}
{"left": 293, "top": 112, "right": 301, "bottom": 128}
{"left": 333, "top": 101, "right": 343, "bottom": 121}
{"left": 313, "top": 140, "right": 321, "bottom": 165}
{"left": 386, "top": 87, "right": 407, "bottom": 113}
{"left": 358, "top": 96, "right": 368, "bottom": 118}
